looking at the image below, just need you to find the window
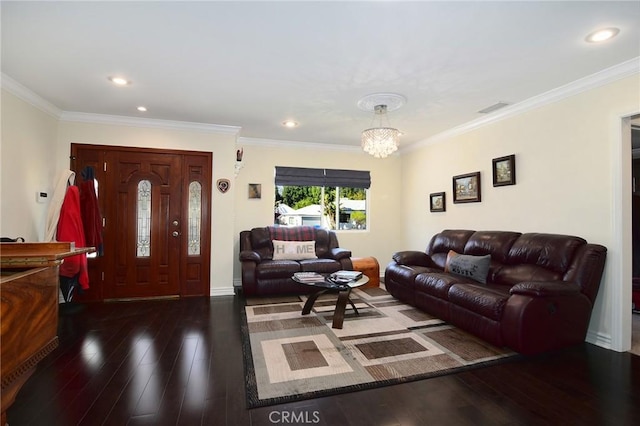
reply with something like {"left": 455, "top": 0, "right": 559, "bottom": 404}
{"left": 274, "top": 167, "right": 370, "bottom": 230}
{"left": 187, "top": 181, "right": 202, "bottom": 255}
{"left": 136, "top": 179, "right": 151, "bottom": 257}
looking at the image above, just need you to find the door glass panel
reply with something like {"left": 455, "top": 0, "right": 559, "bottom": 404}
{"left": 137, "top": 179, "right": 151, "bottom": 257}
{"left": 188, "top": 181, "right": 202, "bottom": 255}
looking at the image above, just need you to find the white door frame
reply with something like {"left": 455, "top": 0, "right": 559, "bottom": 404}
{"left": 610, "top": 112, "right": 638, "bottom": 351}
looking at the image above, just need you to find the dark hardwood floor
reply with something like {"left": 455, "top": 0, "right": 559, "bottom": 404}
{"left": 7, "top": 295, "right": 640, "bottom": 426}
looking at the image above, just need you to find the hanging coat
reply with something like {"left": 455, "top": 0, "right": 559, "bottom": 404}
{"left": 44, "top": 170, "right": 76, "bottom": 242}
{"left": 57, "top": 186, "right": 89, "bottom": 290}
{"left": 78, "top": 166, "right": 103, "bottom": 255}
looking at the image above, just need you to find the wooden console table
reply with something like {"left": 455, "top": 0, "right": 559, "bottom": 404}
{"left": 0, "top": 242, "right": 94, "bottom": 425}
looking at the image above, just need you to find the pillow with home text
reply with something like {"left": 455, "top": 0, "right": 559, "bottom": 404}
{"left": 272, "top": 240, "right": 317, "bottom": 260}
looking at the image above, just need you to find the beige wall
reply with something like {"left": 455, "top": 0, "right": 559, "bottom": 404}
{"left": 1, "top": 90, "right": 59, "bottom": 240}
{"left": 233, "top": 140, "right": 403, "bottom": 284}
{"left": 400, "top": 75, "right": 640, "bottom": 351}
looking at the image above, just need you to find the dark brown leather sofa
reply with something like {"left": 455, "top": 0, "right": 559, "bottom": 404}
{"left": 239, "top": 226, "right": 353, "bottom": 297}
{"left": 385, "top": 230, "right": 607, "bottom": 355}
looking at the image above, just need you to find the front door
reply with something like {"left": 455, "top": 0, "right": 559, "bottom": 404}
{"left": 110, "top": 150, "right": 182, "bottom": 298}
{"left": 71, "top": 144, "right": 212, "bottom": 300}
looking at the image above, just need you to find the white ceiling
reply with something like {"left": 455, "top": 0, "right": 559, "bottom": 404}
{"left": 2, "top": 1, "right": 639, "bottom": 149}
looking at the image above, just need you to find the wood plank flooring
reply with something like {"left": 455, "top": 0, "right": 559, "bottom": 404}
{"left": 7, "top": 296, "right": 640, "bottom": 426}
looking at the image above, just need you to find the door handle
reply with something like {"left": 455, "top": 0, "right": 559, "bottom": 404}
{"left": 172, "top": 231, "right": 180, "bottom": 237}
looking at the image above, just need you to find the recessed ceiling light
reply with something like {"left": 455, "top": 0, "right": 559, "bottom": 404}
{"left": 108, "top": 76, "right": 130, "bottom": 86}
{"left": 137, "top": 106, "right": 147, "bottom": 112}
{"left": 585, "top": 27, "right": 620, "bottom": 43}
{"left": 282, "top": 120, "right": 298, "bottom": 128}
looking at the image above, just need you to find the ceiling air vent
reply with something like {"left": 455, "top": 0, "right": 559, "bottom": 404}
{"left": 478, "top": 102, "right": 510, "bottom": 114}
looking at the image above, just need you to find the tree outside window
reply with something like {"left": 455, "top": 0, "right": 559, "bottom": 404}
{"left": 274, "top": 185, "right": 367, "bottom": 230}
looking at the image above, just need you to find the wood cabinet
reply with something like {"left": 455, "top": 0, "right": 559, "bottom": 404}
{"left": 0, "top": 242, "right": 93, "bottom": 425}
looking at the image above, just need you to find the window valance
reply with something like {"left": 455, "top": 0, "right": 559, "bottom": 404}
{"left": 275, "top": 167, "right": 370, "bottom": 189}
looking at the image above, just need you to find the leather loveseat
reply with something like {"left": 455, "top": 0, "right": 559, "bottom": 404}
{"left": 385, "top": 230, "right": 607, "bottom": 355}
{"left": 239, "top": 226, "right": 353, "bottom": 297}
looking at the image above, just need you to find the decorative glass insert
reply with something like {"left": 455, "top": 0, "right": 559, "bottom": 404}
{"left": 188, "top": 181, "right": 202, "bottom": 255}
{"left": 136, "top": 180, "right": 152, "bottom": 257}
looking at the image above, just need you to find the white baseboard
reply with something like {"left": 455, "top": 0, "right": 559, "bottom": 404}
{"left": 210, "top": 287, "right": 236, "bottom": 297}
{"left": 586, "top": 329, "right": 613, "bottom": 350}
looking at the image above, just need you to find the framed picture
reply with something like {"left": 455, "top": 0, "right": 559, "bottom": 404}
{"left": 430, "top": 192, "right": 446, "bottom": 212}
{"left": 248, "top": 183, "right": 262, "bottom": 199}
{"left": 453, "top": 172, "right": 481, "bottom": 203}
{"left": 492, "top": 154, "right": 516, "bottom": 187}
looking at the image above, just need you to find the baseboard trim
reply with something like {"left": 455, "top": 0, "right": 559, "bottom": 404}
{"left": 211, "top": 287, "right": 236, "bottom": 297}
{"left": 586, "top": 329, "right": 613, "bottom": 350}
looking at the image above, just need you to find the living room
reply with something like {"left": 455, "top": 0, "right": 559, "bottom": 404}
{"left": 1, "top": 2, "right": 639, "bottom": 424}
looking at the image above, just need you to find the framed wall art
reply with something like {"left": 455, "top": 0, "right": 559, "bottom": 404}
{"left": 248, "top": 183, "right": 262, "bottom": 199}
{"left": 453, "top": 172, "right": 481, "bottom": 203}
{"left": 430, "top": 192, "right": 446, "bottom": 212}
{"left": 492, "top": 154, "right": 516, "bottom": 187}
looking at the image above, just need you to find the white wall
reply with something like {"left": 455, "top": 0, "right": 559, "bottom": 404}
{"left": 232, "top": 139, "right": 403, "bottom": 283}
{"left": 0, "top": 90, "right": 59, "bottom": 240}
{"left": 400, "top": 75, "right": 640, "bottom": 351}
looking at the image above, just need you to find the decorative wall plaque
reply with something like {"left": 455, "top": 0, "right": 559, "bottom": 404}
{"left": 216, "top": 178, "right": 230, "bottom": 194}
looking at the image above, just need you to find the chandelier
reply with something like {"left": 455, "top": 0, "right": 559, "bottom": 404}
{"left": 358, "top": 93, "right": 406, "bottom": 158}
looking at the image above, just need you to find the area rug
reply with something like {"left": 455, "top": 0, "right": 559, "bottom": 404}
{"left": 241, "top": 285, "right": 518, "bottom": 408}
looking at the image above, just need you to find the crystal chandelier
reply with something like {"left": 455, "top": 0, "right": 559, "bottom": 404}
{"left": 358, "top": 93, "right": 405, "bottom": 158}
{"left": 361, "top": 105, "right": 401, "bottom": 158}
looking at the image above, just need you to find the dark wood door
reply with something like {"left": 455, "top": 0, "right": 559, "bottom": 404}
{"left": 109, "top": 151, "right": 182, "bottom": 298}
{"left": 71, "top": 144, "right": 212, "bottom": 301}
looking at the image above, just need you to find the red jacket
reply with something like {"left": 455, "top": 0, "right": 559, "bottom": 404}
{"left": 79, "top": 178, "right": 103, "bottom": 254}
{"left": 57, "top": 186, "right": 89, "bottom": 289}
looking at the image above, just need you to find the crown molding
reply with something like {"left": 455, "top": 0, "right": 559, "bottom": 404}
{"left": 239, "top": 136, "right": 366, "bottom": 153}
{"left": 1, "top": 73, "right": 62, "bottom": 118}
{"left": 59, "top": 111, "right": 241, "bottom": 135}
{"left": 1, "top": 72, "right": 241, "bottom": 135}
{"left": 403, "top": 56, "right": 640, "bottom": 153}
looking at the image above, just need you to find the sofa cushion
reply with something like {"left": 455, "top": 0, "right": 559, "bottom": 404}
{"left": 250, "top": 227, "right": 274, "bottom": 259}
{"left": 256, "top": 260, "right": 300, "bottom": 279}
{"left": 445, "top": 251, "right": 491, "bottom": 284}
{"left": 463, "top": 231, "right": 521, "bottom": 263}
{"left": 493, "top": 264, "right": 563, "bottom": 286}
{"left": 272, "top": 240, "right": 317, "bottom": 260}
{"left": 414, "top": 272, "right": 475, "bottom": 300}
{"left": 506, "top": 233, "right": 586, "bottom": 274}
{"left": 448, "top": 284, "right": 510, "bottom": 321}
{"left": 426, "top": 229, "right": 475, "bottom": 269}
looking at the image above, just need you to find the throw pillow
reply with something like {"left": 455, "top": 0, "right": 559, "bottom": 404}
{"left": 272, "top": 240, "right": 317, "bottom": 260}
{"left": 444, "top": 250, "right": 491, "bottom": 284}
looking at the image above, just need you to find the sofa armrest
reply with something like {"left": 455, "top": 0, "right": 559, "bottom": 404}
{"left": 239, "top": 250, "right": 262, "bottom": 263}
{"left": 392, "top": 251, "right": 432, "bottom": 267}
{"left": 510, "top": 281, "right": 581, "bottom": 298}
{"left": 328, "top": 247, "right": 352, "bottom": 260}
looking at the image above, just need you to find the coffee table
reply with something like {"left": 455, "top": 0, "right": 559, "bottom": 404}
{"left": 293, "top": 274, "right": 369, "bottom": 329}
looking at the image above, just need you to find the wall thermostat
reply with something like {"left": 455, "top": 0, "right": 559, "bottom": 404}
{"left": 36, "top": 191, "right": 48, "bottom": 203}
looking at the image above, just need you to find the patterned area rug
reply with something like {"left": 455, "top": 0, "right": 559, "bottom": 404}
{"left": 241, "top": 286, "right": 517, "bottom": 408}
